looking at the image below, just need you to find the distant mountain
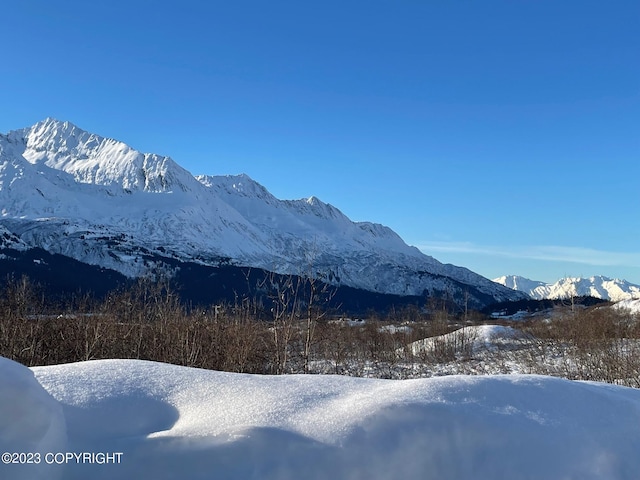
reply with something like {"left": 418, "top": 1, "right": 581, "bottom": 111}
{"left": 494, "top": 275, "right": 640, "bottom": 302}
{"left": 492, "top": 275, "right": 546, "bottom": 294}
{"left": 0, "top": 118, "right": 526, "bottom": 309}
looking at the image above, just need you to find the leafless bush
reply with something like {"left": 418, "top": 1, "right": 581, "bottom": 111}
{"left": 520, "top": 305, "right": 640, "bottom": 387}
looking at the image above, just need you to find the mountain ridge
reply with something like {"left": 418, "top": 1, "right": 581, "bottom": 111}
{"left": 494, "top": 274, "right": 640, "bottom": 302}
{"left": 0, "top": 119, "right": 526, "bottom": 309}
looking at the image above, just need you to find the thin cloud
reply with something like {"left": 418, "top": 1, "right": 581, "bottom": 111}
{"left": 416, "top": 241, "right": 640, "bottom": 267}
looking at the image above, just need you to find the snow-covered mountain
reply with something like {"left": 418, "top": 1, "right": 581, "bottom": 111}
{"left": 494, "top": 275, "right": 640, "bottom": 302}
{"left": 492, "top": 275, "right": 546, "bottom": 294}
{"left": 0, "top": 118, "right": 525, "bottom": 308}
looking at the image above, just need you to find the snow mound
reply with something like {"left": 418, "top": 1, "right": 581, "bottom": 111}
{"left": 24, "top": 358, "right": 640, "bottom": 480}
{"left": 0, "top": 357, "right": 66, "bottom": 480}
{"left": 406, "top": 325, "right": 529, "bottom": 357}
{"left": 614, "top": 298, "right": 640, "bottom": 314}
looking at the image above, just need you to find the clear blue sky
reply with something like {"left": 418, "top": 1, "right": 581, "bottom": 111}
{"left": 2, "top": 1, "right": 639, "bottom": 284}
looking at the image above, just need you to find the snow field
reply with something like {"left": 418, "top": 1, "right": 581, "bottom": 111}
{"left": 0, "top": 357, "right": 632, "bottom": 480}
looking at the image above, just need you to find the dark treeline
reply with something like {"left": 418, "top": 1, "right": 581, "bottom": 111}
{"left": 0, "top": 274, "right": 450, "bottom": 375}
{"left": 0, "top": 248, "right": 433, "bottom": 316}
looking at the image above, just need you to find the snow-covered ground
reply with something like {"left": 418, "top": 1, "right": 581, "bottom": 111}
{"left": 614, "top": 298, "right": 640, "bottom": 314}
{"left": 405, "top": 325, "right": 530, "bottom": 357}
{"left": 1, "top": 356, "right": 640, "bottom": 480}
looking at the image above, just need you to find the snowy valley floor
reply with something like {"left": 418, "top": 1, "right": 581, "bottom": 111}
{"left": 1, "top": 353, "right": 640, "bottom": 480}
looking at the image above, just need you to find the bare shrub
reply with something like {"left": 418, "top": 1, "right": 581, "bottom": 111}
{"left": 520, "top": 304, "right": 640, "bottom": 387}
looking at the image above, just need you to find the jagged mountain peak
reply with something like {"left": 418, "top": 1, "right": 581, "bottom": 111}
{"left": 28, "top": 117, "right": 85, "bottom": 141}
{"left": 196, "top": 173, "right": 277, "bottom": 202}
{"left": 292, "top": 195, "right": 348, "bottom": 221}
{"left": 11, "top": 118, "right": 195, "bottom": 193}
{"left": 493, "top": 275, "right": 546, "bottom": 292}
{"left": 19, "top": 118, "right": 109, "bottom": 160}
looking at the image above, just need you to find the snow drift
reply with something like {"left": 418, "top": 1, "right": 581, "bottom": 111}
{"left": 0, "top": 358, "right": 637, "bottom": 479}
{"left": 614, "top": 298, "right": 640, "bottom": 315}
{"left": 405, "top": 324, "right": 530, "bottom": 357}
{"left": 0, "top": 357, "right": 66, "bottom": 480}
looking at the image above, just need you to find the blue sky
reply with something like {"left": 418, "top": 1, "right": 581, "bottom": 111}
{"left": 2, "top": 1, "right": 639, "bottom": 284}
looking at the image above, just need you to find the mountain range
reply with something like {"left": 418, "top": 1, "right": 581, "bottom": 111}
{"left": 493, "top": 275, "right": 640, "bottom": 302}
{"left": 0, "top": 118, "right": 525, "bottom": 310}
